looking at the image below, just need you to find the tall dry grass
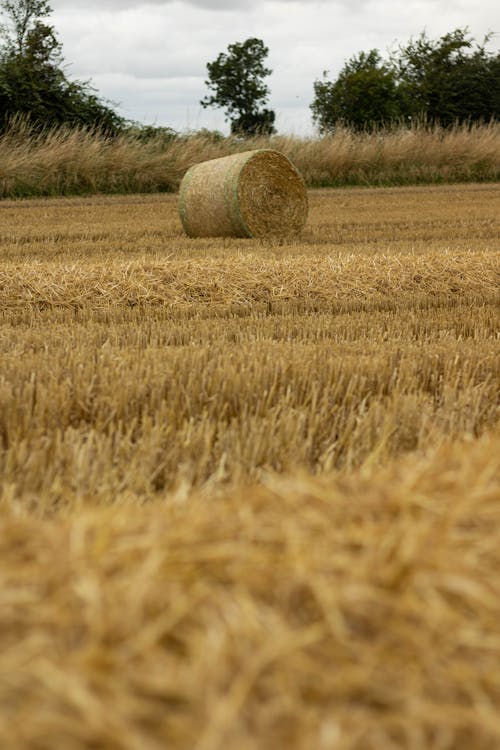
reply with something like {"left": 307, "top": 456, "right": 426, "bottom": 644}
{"left": 0, "top": 118, "right": 499, "bottom": 198}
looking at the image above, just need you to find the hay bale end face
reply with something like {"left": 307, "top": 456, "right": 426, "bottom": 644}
{"left": 178, "top": 149, "right": 308, "bottom": 239}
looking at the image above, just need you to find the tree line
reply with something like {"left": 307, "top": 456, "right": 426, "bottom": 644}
{"left": 311, "top": 30, "right": 500, "bottom": 132}
{"left": 1, "top": 0, "right": 499, "bottom": 137}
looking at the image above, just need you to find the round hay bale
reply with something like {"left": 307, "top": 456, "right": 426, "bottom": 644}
{"left": 178, "top": 149, "right": 308, "bottom": 239}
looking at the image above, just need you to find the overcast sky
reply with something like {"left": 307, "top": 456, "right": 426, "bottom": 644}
{"left": 50, "top": 0, "right": 499, "bottom": 134}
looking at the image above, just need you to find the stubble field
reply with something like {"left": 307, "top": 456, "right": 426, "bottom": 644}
{"left": 1, "top": 183, "right": 499, "bottom": 749}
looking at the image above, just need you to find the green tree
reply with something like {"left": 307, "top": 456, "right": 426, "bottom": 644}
{"left": 395, "top": 29, "right": 500, "bottom": 126}
{"left": 311, "top": 49, "right": 403, "bottom": 133}
{"left": 1, "top": 0, "right": 51, "bottom": 54}
{"left": 0, "top": 0, "right": 124, "bottom": 132}
{"left": 201, "top": 37, "right": 276, "bottom": 136}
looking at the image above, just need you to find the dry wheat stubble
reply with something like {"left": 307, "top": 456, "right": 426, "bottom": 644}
{"left": 1, "top": 433, "right": 500, "bottom": 750}
{"left": 1, "top": 184, "right": 500, "bottom": 750}
{"left": 0, "top": 184, "right": 498, "bottom": 506}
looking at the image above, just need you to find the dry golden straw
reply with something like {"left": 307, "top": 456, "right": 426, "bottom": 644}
{"left": 178, "top": 149, "right": 308, "bottom": 238}
{"left": 1, "top": 185, "right": 500, "bottom": 749}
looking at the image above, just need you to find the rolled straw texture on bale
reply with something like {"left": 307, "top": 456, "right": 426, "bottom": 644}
{"left": 178, "top": 149, "right": 308, "bottom": 239}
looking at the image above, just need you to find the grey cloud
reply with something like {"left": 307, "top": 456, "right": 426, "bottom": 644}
{"left": 53, "top": 0, "right": 335, "bottom": 10}
{"left": 53, "top": 0, "right": 260, "bottom": 9}
{"left": 51, "top": 0, "right": 499, "bottom": 134}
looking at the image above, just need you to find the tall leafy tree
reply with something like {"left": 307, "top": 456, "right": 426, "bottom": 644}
{"left": 0, "top": 0, "right": 123, "bottom": 132}
{"left": 201, "top": 38, "right": 276, "bottom": 136}
{"left": 395, "top": 29, "right": 500, "bottom": 126}
{"left": 1, "top": 0, "right": 51, "bottom": 54}
{"left": 311, "top": 50, "right": 403, "bottom": 133}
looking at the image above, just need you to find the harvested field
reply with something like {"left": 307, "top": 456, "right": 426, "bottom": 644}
{"left": 1, "top": 183, "right": 499, "bottom": 749}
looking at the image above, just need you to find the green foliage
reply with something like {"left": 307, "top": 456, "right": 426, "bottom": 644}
{"left": 395, "top": 29, "right": 500, "bottom": 126}
{"left": 0, "top": 0, "right": 51, "bottom": 54}
{"left": 312, "top": 50, "right": 403, "bottom": 133}
{"left": 312, "top": 29, "right": 500, "bottom": 132}
{"left": 229, "top": 108, "right": 276, "bottom": 137}
{"left": 125, "top": 123, "right": 180, "bottom": 145}
{"left": 0, "top": 0, "right": 124, "bottom": 133}
{"left": 200, "top": 37, "right": 276, "bottom": 136}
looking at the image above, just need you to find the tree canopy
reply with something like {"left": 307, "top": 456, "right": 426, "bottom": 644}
{"left": 0, "top": 0, "right": 124, "bottom": 132}
{"left": 201, "top": 37, "right": 276, "bottom": 136}
{"left": 395, "top": 29, "right": 500, "bottom": 127}
{"left": 311, "top": 49, "right": 403, "bottom": 133}
{"left": 311, "top": 29, "right": 500, "bottom": 132}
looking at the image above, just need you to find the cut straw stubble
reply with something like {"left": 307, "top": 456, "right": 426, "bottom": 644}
{"left": 178, "top": 149, "right": 308, "bottom": 239}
